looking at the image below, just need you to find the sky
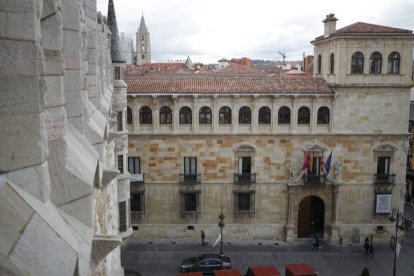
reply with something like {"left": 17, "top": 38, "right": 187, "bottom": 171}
{"left": 97, "top": 0, "right": 414, "bottom": 64}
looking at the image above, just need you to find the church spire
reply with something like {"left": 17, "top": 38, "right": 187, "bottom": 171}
{"left": 139, "top": 13, "right": 147, "bottom": 32}
{"left": 136, "top": 12, "right": 151, "bottom": 64}
{"left": 107, "top": 0, "right": 125, "bottom": 63}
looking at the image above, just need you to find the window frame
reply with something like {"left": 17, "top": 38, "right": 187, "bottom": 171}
{"left": 128, "top": 156, "right": 140, "bottom": 174}
{"left": 127, "top": 106, "right": 133, "bottom": 125}
{"left": 199, "top": 106, "right": 212, "bottom": 124}
{"left": 219, "top": 106, "right": 232, "bottom": 124}
{"left": 330, "top": 53, "right": 334, "bottom": 74}
{"left": 278, "top": 106, "right": 291, "bottom": 125}
{"left": 298, "top": 106, "right": 310, "bottom": 125}
{"left": 130, "top": 191, "right": 145, "bottom": 214}
{"left": 317, "top": 54, "right": 322, "bottom": 74}
{"left": 180, "top": 191, "right": 201, "bottom": 214}
{"left": 179, "top": 106, "right": 192, "bottom": 124}
{"left": 119, "top": 201, "right": 127, "bottom": 232}
{"left": 351, "top": 51, "right": 364, "bottom": 74}
{"left": 117, "top": 111, "right": 123, "bottom": 131}
{"left": 317, "top": 106, "right": 330, "bottom": 125}
{"left": 114, "top": 66, "right": 121, "bottom": 80}
{"left": 387, "top": 52, "right": 400, "bottom": 74}
{"left": 369, "top": 52, "right": 382, "bottom": 74}
{"left": 238, "top": 106, "right": 251, "bottom": 124}
{"left": 117, "top": 154, "right": 124, "bottom": 174}
{"left": 258, "top": 106, "right": 271, "bottom": 124}
{"left": 159, "top": 106, "right": 172, "bottom": 125}
{"left": 234, "top": 191, "right": 255, "bottom": 214}
{"left": 139, "top": 106, "right": 152, "bottom": 124}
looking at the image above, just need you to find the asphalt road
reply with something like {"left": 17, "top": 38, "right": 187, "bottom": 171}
{"left": 121, "top": 204, "right": 414, "bottom": 276}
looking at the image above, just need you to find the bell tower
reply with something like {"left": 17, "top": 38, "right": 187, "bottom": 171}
{"left": 136, "top": 13, "right": 151, "bottom": 64}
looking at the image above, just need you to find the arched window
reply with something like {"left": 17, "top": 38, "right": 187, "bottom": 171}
{"left": 179, "top": 106, "right": 192, "bottom": 124}
{"left": 219, "top": 106, "right": 232, "bottom": 124}
{"left": 278, "top": 106, "right": 291, "bottom": 124}
{"left": 318, "top": 54, "right": 322, "bottom": 74}
{"left": 370, "top": 52, "right": 382, "bottom": 74}
{"left": 351, "top": 51, "right": 364, "bottom": 74}
{"left": 199, "top": 106, "right": 212, "bottom": 124}
{"left": 330, "top": 53, "right": 334, "bottom": 74}
{"left": 317, "top": 106, "right": 330, "bottom": 124}
{"left": 298, "top": 106, "right": 310, "bottom": 125}
{"left": 388, "top": 52, "right": 400, "bottom": 74}
{"left": 159, "top": 106, "right": 172, "bottom": 124}
{"left": 139, "top": 106, "right": 152, "bottom": 124}
{"left": 127, "top": 106, "right": 133, "bottom": 125}
{"left": 258, "top": 106, "right": 271, "bottom": 124}
{"left": 239, "top": 106, "right": 251, "bottom": 124}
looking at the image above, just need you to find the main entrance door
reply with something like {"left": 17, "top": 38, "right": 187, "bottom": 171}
{"left": 297, "top": 196, "right": 324, "bottom": 238}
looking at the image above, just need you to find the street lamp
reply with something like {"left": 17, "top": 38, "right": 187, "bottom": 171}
{"left": 389, "top": 208, "right": 403, "bottom": 276}
{"left": 218, "top": 206, "right": 225, "bottom": 265}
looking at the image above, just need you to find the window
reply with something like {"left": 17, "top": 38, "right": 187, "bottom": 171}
{"left": 317, "top": 54, "right": 322, "bottom": 74}
{"left": 309, "top": 156, "right": 322, "bottom": 176}
{"left": 278, "top": 106, "right": 291, "bottom": 124}
{"left": 219, "top": 106, "right": 232, "bottom": 124}
{"left": 128, "top": 157, "right": 140, "bottom": 174}
{"left": 180, "top": 191, "right": 201, "bottom": 213}
{"left": 117, "top": 111, "right": 123, "bottom": 131}
{"left": 351, "top": 51, "right": 364, "bottom": 74}
{"left": 139, "top": 106, "right": 152, "bottom": 124}
{"left": 330, "top": 53, "right": 334, "bottom": 74}
{"left": 199, "top": 106, "right": 212, "bottom": 124}
{"left": 118, "top": 155, "right": 124, "bottom": 174}
{"left": 298, "top": 106, "right": 310, "bottom": 125}
{"left": 239, "top": 106, "right": 251, "bottom": 124}
{"left": 377, "top": 156, "right": 390, "bottom": 175}
{"left": 258, "top": 106, "right": 271, "bottom": 124}
{"left": 234, "top": 191, "right": 255, "bottom": 213}
{"left": 141, "top": 54, "right": 145, "bottom": 59}
{"left": 131, "top": 192, "right": 144, "bottom": 213}
{"left": 114, "top": 66, "right": 121, "bottom": 80}
{"left": 179, "top": 106, "right": 192, "bottom": 124}
{"left": 119, "top": 201, "right": 127, "bottom": 232}
{"left": 317, "top": 106, "right": 330, "bottom": 124}
{"left": 387, "top": 52, "right": 400, "bottom": 74}
{"left": 183, "top": 157, "right": 197, "bottom": 182}
{"left": 127, "top": 106, "right": 132, "bottom": 125}
{"left": 238, "top": 157, "right": 251, "bottom": 175}
{"left": 160, "top": 106, "right": 172, "bottom": 124}
{"left": 369, "top": 52, "right": 382, "bottom": 74}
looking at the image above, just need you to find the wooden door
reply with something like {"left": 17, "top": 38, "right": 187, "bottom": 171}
{"left": 298, "top": 196, "right": 324, "bottom": 238}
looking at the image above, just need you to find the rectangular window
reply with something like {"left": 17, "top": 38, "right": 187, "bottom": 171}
{"left": 131, "top": 192, "right": 144, "bottom": 213}
{"left": 119, "top": 201, "right": 127, "bottom": 232}
{"left": 184, "top": 157, "right": 197, "bottom": 175}
{"left": 118, "top": 155, "right": 124, "bottom": 174}
{"left": 377, "top": 157, "right": 390, "bottom": 175}
{"left": 238, "top": 157, "right": 251, "bottom": 174}
{"left": 128, "top": 157, "right": 140, "bottom": 174}
{"left": 117, "top": 111, "right": 123, "bottom": 131}
{"left": 234, "top": 191, "right": 255, "bottom": 214}
{"left": 114, "top": 66, "right": 121, "bottom": 80}
{"left": 180, "top": 191, "right": 201, "bottom": 213}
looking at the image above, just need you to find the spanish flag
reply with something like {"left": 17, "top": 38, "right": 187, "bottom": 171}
{"left": 301, "top": 152, "right": 311, "bottom": 171}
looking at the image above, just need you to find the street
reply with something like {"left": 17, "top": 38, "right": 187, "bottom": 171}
{"left": 121, "top": 204, "right": 414, "bottom": 276}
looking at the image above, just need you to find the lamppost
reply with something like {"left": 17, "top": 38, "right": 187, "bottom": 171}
{"left": 218, "top": 206, "right": 225, "bottom": 266}
{"left": 389, "top": 208, "right": 403, "bottom": 276}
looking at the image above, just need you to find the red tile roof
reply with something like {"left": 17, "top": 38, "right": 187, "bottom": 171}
{"left": 314, "top": 22, "right": 413, "bottom": 41}
{"left": 125, "top": 74, "right": 333, "bottom": 95}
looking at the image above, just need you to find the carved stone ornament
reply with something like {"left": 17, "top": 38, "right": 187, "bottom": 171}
{"left": 303, "top": 139, "right": 328, "bottom": 152}
{"left": 373, "top": 143, "right": 398, "bottom": 152}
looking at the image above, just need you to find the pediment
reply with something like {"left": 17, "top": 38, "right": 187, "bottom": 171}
{"left": 373, "top": 143, "right": 398, "bottom": 152}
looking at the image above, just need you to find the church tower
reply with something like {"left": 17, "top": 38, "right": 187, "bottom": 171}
{"left": 136, "top": 14, "right": 151, "bottom": 64}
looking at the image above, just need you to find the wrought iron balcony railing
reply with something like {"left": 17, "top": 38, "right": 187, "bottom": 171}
{"left": 234, "top": 173, "right": 256, "bottom": 184}
{"left": 374, "top": 174, "right": 396, "bottom": 185}
{"left": 179, "top": 173, "right": 201, "bottom": 184}
{"left": 303, "top": 174, "right": 326, "bottom": 185}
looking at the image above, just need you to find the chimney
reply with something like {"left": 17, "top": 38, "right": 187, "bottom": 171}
{"left": 323, "top": 13, "right": 338, "bottom": 38}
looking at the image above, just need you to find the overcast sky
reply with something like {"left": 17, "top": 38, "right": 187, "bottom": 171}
{"left": 97, "top": 0, "right": 414, "bottom": 64}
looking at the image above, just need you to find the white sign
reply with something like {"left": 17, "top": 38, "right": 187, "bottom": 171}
{"left": 376, "top": 194, "right": 392, "bottom": 214}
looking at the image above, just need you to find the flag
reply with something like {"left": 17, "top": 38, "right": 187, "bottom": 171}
{"left": 301, "top": 152, "right": 311, "bottom": 171}
{"left": 320, "top": 154, "right": 325, "bottom": 174}
{"left": 213, "top": 233, "right": 221, "bottom": 248}
{"left": 325, "top": 150, "right": 332, "bottom": 175}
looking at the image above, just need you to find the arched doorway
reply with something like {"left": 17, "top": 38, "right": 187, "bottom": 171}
{"left": 297, "top": 196, "right": 325, "bottom": 238}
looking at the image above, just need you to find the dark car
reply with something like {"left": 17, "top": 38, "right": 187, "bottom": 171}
{"left": 180, "top": 253, "right": 232, "bottom": 273}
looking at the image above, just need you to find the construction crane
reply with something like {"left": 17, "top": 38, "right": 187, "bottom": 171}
{"left": 278, "top": 51, "right": 286, "bottom": 62}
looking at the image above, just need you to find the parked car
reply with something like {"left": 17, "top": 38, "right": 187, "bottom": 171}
{"left": 180, "top": 253, "right": 232, "bottom": 273}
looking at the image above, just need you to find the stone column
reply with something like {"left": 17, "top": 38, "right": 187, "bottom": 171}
{"left": 285, "top": 188, "right": 296, "bottom": 242}
{"left": 311, "top": 97, "right": 317, "bottom": 134}
{"left": 252, "top": 95, "right": 258, "bottom": 133}
{"left": 193, "top": 95, "right": 198, "bottom": 133}
{"left": 152, "top": 96, "right": 160, "bottom": 133}
{"left": 291, "top": 96, "right": 298, "bottom": 133}
{"left": 271, "top": 96, "right": 278, "bottom": 134}
{"left": 212, "top": 95, "right": 218, "bottom": 133}
{"left": 330, "top": 184, "right": 341, "bottom": 242}
{"left": 172, "top": 96, "right": 178, "bottom": 134}
{"left": 132, "top": 97, "right": 139, "bottom": 133}
{"left": 232, "top": 96, "right": 238, "bottom": 134}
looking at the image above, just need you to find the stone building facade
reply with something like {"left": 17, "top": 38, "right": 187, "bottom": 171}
{"left": 0, "top": 0, "right": 129, "bottom": 275}
{"left": 126, "top": 15, "right": 413, "bottom": 243}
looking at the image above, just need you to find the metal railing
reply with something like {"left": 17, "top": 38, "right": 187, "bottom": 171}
{"left": 374, "top": 174, "right": 396, "bottom": 185}
{"left": 179, "top": 173, "right": 201, "bottom": 184}
{"left": 303, "top": 174, "right": 326, "bottom": 185}
{"left": 234, "top": 173, "right": 256, "bottom": 184}
{"left": 130, "top": 173, "right": 145, "bottom": 184}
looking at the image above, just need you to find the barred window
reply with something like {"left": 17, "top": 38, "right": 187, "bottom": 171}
{"left": 370, "top": 52, "right": 382, "bottom": 74}
{"left": 278, "top": 106, "right": 291, "bottom": 124}
{"left": 139, "top": 106, "right": 152, "bottom": 124}
{"left": 351, "top": 51, "right": 364, "bottom": 74}
{"left": 387, "top": 52, "right": 400, "bottom": 74}
{"left": 160, "top": 106, "right": 172, "bottom": 124}
{"left": 179, "top": 106, "right": 192, "bottom": 124}
{"left": 298, "top": 106, "right": 310, "bottom": 125}
{"left": 317, "top": 106, "right": 330, "bottom": 124}
{"left": 119, "top": 201, "right": 127, "bottom": 232}
{"left": 180, "top": 191, "right": 201, "bottom": 213}
{"left": 258, "top": 106, "right": 271, "bottom": 124}
{"left": 234, "top": 191, "right": 255, "bottom": 214}
{"left": 199, "top": 106, "right": 212, "bottom": 124}
{"left": 219, "top": 106, "right": 232, "bottom": 124}
{"left": 117, "top": 155, "right": 124, "bottom": 174}
{"left": 239, "top": 106, "right": 251, "bottom": 124}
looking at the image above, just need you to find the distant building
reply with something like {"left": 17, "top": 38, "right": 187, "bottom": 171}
{"left": 136, "top": 14, "right": 151, "bottom": 65}
{"left": 120, "top": 32, "right": 134, "bottom": 64}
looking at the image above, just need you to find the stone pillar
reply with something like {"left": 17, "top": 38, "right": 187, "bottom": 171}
{"left": 252, "top": 95, "right": 258, "bottom": 133}
{"left": 172, "top": 96, "right": 178, "bottom": 134}
{"left": 311, "top": 97, "right": 317, "bottom": 134}
{"left": 232, "top": 96, "right": 238, "bottom": 134}
{"left": 330, "top": 184, "right": 341, "bottom": 242}
{"left": 153, "top": 96, "right": 160, "bottom": 133}
{"left": 291, "top": 97, "right": 297, "bottom": 133}
{"left": 212, "top": 95, "right": 218, "bottom": 133}
{"left": 193, "top": 95, "right": 198, "bottom": 133}
{"left": 271, "top": 96, "right": 278, "bottom": 134}
{"left": 132, "top": 97, "right": 139, "bottom": 133}
{"left": 285, "top": 188, "right": 296, "bottom": 242}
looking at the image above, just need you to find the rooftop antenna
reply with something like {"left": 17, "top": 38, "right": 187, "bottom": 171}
{"left": 278, "top": 51, "right": 286, "bottom": 63}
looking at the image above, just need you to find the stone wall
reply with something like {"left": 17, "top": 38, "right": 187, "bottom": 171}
{"left": 0, "top": 0, "right": 125, "bottom": 275}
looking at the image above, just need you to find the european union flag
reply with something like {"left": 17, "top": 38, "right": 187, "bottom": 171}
{"left": 325, "top": 150, "right": 332, "bottom": 174}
